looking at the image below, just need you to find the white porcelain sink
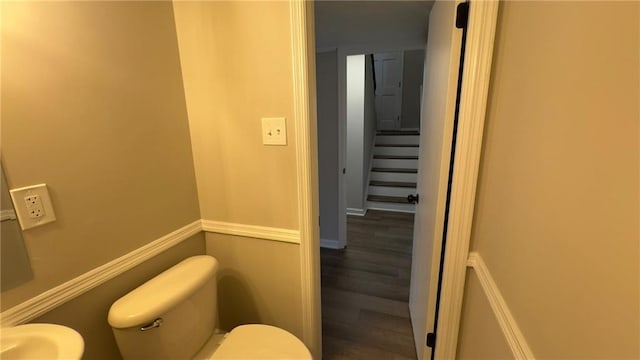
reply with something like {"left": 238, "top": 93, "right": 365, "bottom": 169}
{"left": 0, "top": 323, "right": 84, "bottom": 360}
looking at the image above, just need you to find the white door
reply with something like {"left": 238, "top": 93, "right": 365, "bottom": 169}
{"left": 373, "top": 52, "right": 403, "bottom": 130}
{"left": 409, "top": 1, "right": 465, "bottom": 359}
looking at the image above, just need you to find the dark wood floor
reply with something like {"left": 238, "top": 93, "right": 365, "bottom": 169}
{"left": 321, "top": 210, "right": 417, "bottom": 360}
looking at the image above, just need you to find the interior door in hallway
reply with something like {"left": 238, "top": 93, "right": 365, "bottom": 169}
{"left": 408, "top": 1, "right": 464, "bottom": 359}
{"left": 373, "top": 52, "right": 403, "bottom": 130}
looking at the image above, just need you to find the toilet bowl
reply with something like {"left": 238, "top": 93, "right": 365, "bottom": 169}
{"left": 108, "top": 255, "right": 311, "bottom": 359}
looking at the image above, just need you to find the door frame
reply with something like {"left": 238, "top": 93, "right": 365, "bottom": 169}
{"left": 290, "top": 0, "right": 500, "bottom": 359}
{"left": 427, "top": 2, "right": 499, "bottom": 357}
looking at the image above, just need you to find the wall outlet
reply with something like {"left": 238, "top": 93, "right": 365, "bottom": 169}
{"left": 25, "top": 195, "right": 39, "bottom": 206}
{"left": 24, "top": 195, "right": 45, "bottom": 218}
{"left": 261, "top": 117, "right": 287, "bottom": 146}
{"left": 10, "top": 184, "right": 57, "bottom": 230}
{"left": 24, "top": 194, "right": 46, "bottom": 218}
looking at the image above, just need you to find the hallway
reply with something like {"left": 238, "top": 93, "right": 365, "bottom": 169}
{"left": 321, "top": 210, "right": 417, "bottom": 360}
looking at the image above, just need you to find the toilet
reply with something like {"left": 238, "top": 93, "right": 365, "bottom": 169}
{"left": 108, "top": 255, "right": 312, "bottom": 359}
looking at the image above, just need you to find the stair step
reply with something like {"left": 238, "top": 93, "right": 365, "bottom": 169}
{"left": 373, "top": 158, "right": 418, "bottom": 169}
{"left": 374, "top": 146, "right": 419, "bottom": 157}
{"left": 370, "top": 180, "right": 417, "bottom": 188}
{"left": 369, "top": 185, "right": 415, "bottom": 197}
{"left": 373, "top": 155, "right": 418, "bottom": 160}
{"left": 376, "top": 130, "right": 420, "bottom": 136}
{"left": 372, "top": 167, "right": 418, "bottom": 174}
{"left": 367, "top": 195, "right": 410, "bottom": 204}
{"left": 370, "top": 171, "right": 417, "bottom": 183}
{"left": 375, "top": 144, "right": 419, "bottom": 147}
{"left": 376, "top": 135, "right": 420, "bottom": 145}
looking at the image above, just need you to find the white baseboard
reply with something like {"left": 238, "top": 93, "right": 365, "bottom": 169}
{"left": 467, "top": 252, "right": 535, "bottom": 360}
{"left": 201, "top": 220, "right": 300, "bottom": 244}
{"left": 366, "top": 202, "right": 415, "bottom": 214}
{"left": 346, "top": 207, "right": 367, "bottom": 216}
{"left": 320, "top": 238, "right": 344, "bottom": 249}
{"left": 0, "top": 220, "right": 202, "bottom": 327}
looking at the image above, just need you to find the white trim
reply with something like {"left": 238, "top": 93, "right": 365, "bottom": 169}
{"left": 337, "top": 47, "right": 348, "bottom": 248}
{"left": 1, "top": 209, "right": 16, "bottom": 221}
{"left": 201, "top": 220, "right": 300, "bottom": 244}
{"left": 0, "top": 220, "right": 202, "bottom": 327}
{"left": 346, "top": 207, "right": 367, "bottom": 216}
{"left": 467, "top": 252, "right": 536, "bottom": 360}
{"left": 320, "top": 238, "right": 344, "bottom": 249}
{"left": 362, "top": 134, "right": 376, "bottom": 214}
{"left": 434, "top": 1, "right": 500, "bottom": 359}
{"left": 289, "top": 1, "right": 322, "bottom": 358}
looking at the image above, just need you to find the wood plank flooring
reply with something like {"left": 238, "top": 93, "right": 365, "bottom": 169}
{"left": 321, "top": 210, "right": 417, "bottom": 360}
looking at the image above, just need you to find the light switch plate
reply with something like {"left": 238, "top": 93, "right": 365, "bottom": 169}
{"left": 261, "top": 117, "right": 287, "bottom": 146}
{"left": 10, "top": 183, "right": 57, "bottom": 230}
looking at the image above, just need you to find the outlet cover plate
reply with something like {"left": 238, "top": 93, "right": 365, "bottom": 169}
{"left": 261, "top": 117, "right": 287, "bottom": 145}
{"left": 10, "top": 183, "right": 57, "bottom": 230}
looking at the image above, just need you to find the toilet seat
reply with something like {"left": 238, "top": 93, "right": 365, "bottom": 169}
{"left": 209, "top": 324, "right": 312, "bottom": 359}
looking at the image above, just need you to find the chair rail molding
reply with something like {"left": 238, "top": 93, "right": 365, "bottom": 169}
{"left": 0, "top": 218, "right": 306, "bottom": 327}
{"left": 0, "top": 220, "right": 202, "bottom": 327}
{"left": 201, "top": 220, "right": 300, "bottom": 244}
{"left": 1, "top": 209, "right": 16, "bottom": 221}
{"left": 467, "top": 252, "right": 536, "bottom": 360}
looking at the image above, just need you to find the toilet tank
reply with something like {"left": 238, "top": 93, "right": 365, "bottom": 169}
{"left": 108, "top": 255, "right": 219, "bottom": 360}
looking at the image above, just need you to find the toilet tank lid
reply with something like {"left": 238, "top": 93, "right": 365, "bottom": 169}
{"left": 108, "top": 255, "right": 218, "bottom": 329}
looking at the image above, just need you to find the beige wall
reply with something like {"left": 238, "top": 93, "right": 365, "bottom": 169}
{"left": 205, "top": 233, "right": 304, "bottom": 340}
{"left": 34, "top": 233, "right": 205, "bottom": 360}
{"left": 2, "top": 1, "right": 311, "bottom": 357}
{"left": 466, "top": 1, "right": 639, "bottom": 359}
{"left": 1, "top": 1, "right": 201, "bottom": 310}
{"left": 173, "top": 1, "right": 299, "bottom": 229}
{"left": 172, "top": 1, "right": 307, "bottom": 346}
{"left": 456, "top": 270, "right": 513, "bottom": 360}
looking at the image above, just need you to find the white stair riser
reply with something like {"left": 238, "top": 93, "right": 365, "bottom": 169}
{"left": 373, "top": 158, "right": 418, "bottom": 169}
{"left": 375, "top": 135, "right": 420, "bottom": 145}
{"left": 370, "top": 172, "right": 417, "bottom": 183}
{"left": 374, "top": 147, "right": 419, "bottom": 157}
{"left": 369, "top": 186, "right": 416, "bottom": 197}
{"left": 367, "top": 201, "right": 415, "bottom": 213}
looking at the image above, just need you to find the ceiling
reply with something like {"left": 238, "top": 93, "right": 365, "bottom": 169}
{"left": 314, "top": 1, "right": 434, "bottom": 50}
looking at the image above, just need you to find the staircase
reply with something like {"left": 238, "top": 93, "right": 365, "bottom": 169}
{"left": 366, "top": 130, "right": 419, "bottom": 213}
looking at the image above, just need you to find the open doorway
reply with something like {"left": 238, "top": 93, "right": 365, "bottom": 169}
{"left": 318, "top": 48, "right": 425, "bottom": 359}
{"left": 314, "top": 2, "right": 433, "bottom": 358}
{"left": 316, "top": 48, "right": 425, "bottom": 249}
{"left": 313, "top": 1, "right": 471, "bottom": 359}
